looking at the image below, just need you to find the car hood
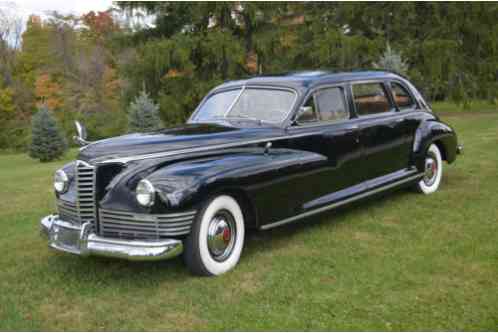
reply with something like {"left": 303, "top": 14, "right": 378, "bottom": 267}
{"left": 78, "top": 122, "right": 284, "bottom": 163}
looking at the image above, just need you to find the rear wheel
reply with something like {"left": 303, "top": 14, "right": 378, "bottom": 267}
{"left": 183, "top": 195, "right": 245, "bottom": 276}
{"left": 416, "top": 144, "right": 443, "bottom": 194}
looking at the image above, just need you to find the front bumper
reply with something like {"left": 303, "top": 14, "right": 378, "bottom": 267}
{"left": 40, "top": 215, "right": 183, "bottom": 261}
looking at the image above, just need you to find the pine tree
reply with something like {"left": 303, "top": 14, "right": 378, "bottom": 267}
{"left": 29, "top": 105, "right": 67, "bottom": 162}
{"left": 128, "top": 89, "right": 163, "bottom": 132}
{"left": 374, "top": 44, "right": 409, "bottom": 75}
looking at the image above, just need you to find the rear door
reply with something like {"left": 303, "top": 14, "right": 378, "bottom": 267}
{"left": 351, "top": 81, "right": 408, "bottom": 184}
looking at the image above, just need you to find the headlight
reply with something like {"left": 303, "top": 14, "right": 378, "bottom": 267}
{"left": 136, "top": 179, "right": 155, "bottom": 207}
{"left": 54, "top": 169, "right": 69, "bottom": 193}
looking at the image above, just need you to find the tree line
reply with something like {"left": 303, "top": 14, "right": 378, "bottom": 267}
{"left": 1, "top": 2, "right": 497, "bottom": 154}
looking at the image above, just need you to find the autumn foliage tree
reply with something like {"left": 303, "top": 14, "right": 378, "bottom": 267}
{"left": 35, "top": 73, "right": 63, "bottom": 110}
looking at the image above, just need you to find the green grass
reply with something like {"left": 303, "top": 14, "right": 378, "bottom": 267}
{"left": 1, "top": 111, "right": 497, "bottom": 331}
{"left": 431, "top": 100, "right": 497, "bottom": 114}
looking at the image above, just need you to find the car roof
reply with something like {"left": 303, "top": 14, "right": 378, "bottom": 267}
{"left": 214, "top": 70, "right": 405, "bottom": 93}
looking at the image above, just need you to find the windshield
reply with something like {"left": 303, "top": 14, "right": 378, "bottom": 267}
{"left": 192, "top": 87, "right": 296, "bottom": 124}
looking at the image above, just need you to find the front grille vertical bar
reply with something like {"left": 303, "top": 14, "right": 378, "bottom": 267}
{"left": 75, "top": 160, "right": 97, "bottom": 228}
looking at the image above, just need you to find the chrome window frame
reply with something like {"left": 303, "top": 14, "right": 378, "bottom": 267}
{"left": 288, "top": 83, "right": 352, "bottom": 129}
{"left": 189, "top": 87, "right": 242, "bottom": 123}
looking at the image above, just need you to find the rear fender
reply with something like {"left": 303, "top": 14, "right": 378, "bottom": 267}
{"left": 413, "top": 119, "right": 458, "bottom": 170}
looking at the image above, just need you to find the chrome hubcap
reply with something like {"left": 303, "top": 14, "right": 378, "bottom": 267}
{"left": 207, "top": 210, "right": 236, "bottom": 262}
{"left": 423, "top": 153, "right": 438, "bottom": 186}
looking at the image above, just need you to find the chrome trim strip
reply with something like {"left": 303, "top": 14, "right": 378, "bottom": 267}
{"left": 224, "top": 85, "right": 245, "bottom": 117}
{"left": 98, "top": 132, "right": 316, "bottom": 165}
{"left": 260, "top": 173, "right": 423, "bottom": 230}
{"left": 100, "top": 209, "right": 196, "bottom": 219}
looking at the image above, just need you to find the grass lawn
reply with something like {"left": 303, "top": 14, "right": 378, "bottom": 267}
{"left": 0, "top": 111, "right": 497, "bottom": 331}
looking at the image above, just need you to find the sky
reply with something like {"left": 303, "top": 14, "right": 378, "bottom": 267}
{"left": 0, "top": 0, "right": 153, "bottom": 45}
{"left": 1, "top": 0, "right": 114, "bottom": 19}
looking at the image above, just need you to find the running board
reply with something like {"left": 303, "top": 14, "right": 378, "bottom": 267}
{"left": 260, "top": 173, "right": 423, "bottom": 230}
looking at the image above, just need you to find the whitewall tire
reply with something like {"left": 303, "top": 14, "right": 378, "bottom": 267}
{"left": 416, "top": 144, "right": 443, "bottom": 194}
{"left": 184, "top": 195, "right": 245, "bottom": 276}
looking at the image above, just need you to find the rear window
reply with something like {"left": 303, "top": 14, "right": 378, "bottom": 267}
{"left": 352, "top": 83, "right": 392, "bottom": 116}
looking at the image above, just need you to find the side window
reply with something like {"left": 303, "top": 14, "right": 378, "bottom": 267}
{"left": 296, "top": 96, "right": 318, "bottom": 123}
{"left": 315, "top": 87, "right": 349, "bottom": 122}
{"left": 391, "top": 82, "right": 415, "bottom": 110}
{"left": 352, "top": 83, "right": 392, "bottom": 116}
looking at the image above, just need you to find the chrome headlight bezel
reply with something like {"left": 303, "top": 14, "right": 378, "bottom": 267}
{"left": 136, "top": 179, "right": 156, "bottom": 207}
{"left": 54, "top": 169, "right": 69, "bottom": 193}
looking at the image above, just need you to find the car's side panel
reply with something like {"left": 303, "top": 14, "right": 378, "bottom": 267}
{"left": 354, "top": 112, "right": 409, "bottom": 181}
{"left": 142, "top": 148, "right": 328, "bottom": 227}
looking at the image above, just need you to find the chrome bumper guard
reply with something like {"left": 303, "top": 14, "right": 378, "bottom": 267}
{"left": 40, "top": 215, "right": 183, "bottom": 261}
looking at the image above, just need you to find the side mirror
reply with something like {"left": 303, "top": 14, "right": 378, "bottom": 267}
{"left": 294, "top": 106, "right": 315, "bottom": 125}
{"left": 73, "top": 121, "right": 91, "bottom": 146}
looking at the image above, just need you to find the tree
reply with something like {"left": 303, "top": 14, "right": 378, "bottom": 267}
{"left": 29, "top": 105, "right": 67, "bottom": 162}
{"left": 35, "top": 73, "right": 63, "bottom": 110}
{"left": 374, "top": 43, "right": 409, "bottom": 75}
{"left": 128, "top": 89, "right": 163, "bottom": 132}
{"left": 0, "top": 4, "right": 22, "bottom": 86}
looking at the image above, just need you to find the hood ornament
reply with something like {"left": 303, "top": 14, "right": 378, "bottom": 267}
{"left": 73, "top": 121, "right": 92, "bottom": 146}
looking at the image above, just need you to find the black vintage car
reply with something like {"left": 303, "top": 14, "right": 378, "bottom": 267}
{"left": 41, "top": 71, "right": 462, "bottom": 276}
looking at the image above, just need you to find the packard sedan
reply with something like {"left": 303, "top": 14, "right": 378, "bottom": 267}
{"left": 41, "top": 71, "right": 462, "bottom": 276}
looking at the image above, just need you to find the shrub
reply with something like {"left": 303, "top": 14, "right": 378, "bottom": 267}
{"left": 374, "top": 43, "right": 409, "bottom": 75}
{"left": 29, "top": 105, "right": 68, "bottom": 162}
{"left": 128, "top": 89, "right": 163, "bottom": 132}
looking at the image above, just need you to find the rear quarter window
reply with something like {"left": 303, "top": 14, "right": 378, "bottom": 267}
{"left": 391, "top": 82, "right": 416, "bottom": 110}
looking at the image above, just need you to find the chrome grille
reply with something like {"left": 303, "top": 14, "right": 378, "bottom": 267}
{"left": 57, "top": 161, "right": 96, "bottom": 225}
{"left": 99, "top": 209, "right": 197, "bottom": 239}
{"left": 76, "top": 161, "right": 97, "bottom": 224}
{"left": 57, "top": 200, "right": 78, "bottom": 223}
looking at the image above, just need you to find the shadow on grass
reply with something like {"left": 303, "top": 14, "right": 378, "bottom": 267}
{"left": 244, "top": 186, "right": 415, "bottom": 256}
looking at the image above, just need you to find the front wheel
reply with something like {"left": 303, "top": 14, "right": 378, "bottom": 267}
{"left": 183, "top": 195, "right": 245, "bottom": 276}
{"left": 416, "top": 143, "right": 443, "bottom": 194}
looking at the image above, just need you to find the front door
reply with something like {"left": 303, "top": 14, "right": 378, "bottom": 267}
{"left": 283, "top": 85, "right": 364, "bottom": 211}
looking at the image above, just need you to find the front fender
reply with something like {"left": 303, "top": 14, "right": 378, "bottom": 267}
{"left": 147, "top": 147, "right": 327, "bottom": 210}
{"left": 413, "top": 119, "right": 458, "bottom": 170}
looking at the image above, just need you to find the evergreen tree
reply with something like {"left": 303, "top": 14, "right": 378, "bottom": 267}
{"left": 29, "top": 105, "right": 67, "bottom": 162}
{"left": 128, "top": 89, "right": 163, "bottom": 132}
{"left": 374, "top": 44, "right": 409, "bottom": 75}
